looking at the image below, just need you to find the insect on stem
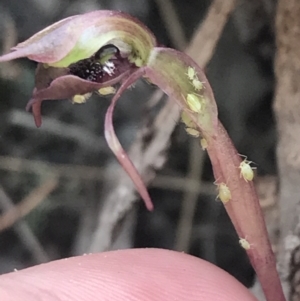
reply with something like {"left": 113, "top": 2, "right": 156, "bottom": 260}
{"left": 239, "top": 238, "right": 251, "bottom": 250}
{"left": 239, "top": 155, "right": 256, "bottom": 182}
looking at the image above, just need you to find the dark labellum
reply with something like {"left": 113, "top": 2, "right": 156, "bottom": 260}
{"left": 69, "top": 44, "right": 121, "bottom": 82}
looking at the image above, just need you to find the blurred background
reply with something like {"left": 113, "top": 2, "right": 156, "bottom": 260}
{"left": 0, "top": 0, "right": 277, "bottom": 287}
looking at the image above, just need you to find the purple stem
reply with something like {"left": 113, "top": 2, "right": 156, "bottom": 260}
{"left": 207, "top": 121, "right": 285, "bottom": 301}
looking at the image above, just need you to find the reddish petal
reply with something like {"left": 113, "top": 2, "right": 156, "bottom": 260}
{"left": 0, "top": 11, "right": 156, "bottom": 66}
{"left": 26, "top": 62, "right": 137, "bottom": 126}
{"left": 31, "top": 100, "right": 42, "bottom": 128}
{"left": 104, "top": 68, "right": 154, "bottom": 211}
{"left": 0, "top": 16, "right": 77, "bottom": 63}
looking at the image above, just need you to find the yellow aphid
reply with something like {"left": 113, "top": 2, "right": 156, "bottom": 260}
{"left": 192, "top": 78, "right": 204, "bottom": 91}
{"left": 217, "top": 183, "right": 231, "bottom": 204}
{"left": 239, "top": 238, "right": 251, "bottom": 250}
{"left": 134, "top": 57, "right": 143, "bottom": 67}
{"left": 200, "top": 138, "right": 208, "bottom": 150}
{"left": 186, "top": 93, "right": 202, "bottom": 113}
{"left": 129, "top": 54, "right": 143, "bottom": 67}
{"left": 72, "top": 93, "right": 92, "bottom": 104}
{"left": 181, "top": 111, "right": 195, "bottom": 128}
{"left": 185, "top": 127, "right": 200, "bottom": 137}
{"left": 98, "top": 86, "right": 116, "bottom": 95}
{"left": 186, "top": 66, "right": 197, "bottom": 80}
{"left": 239, "top": 159, "right": 255, "bottom": 182}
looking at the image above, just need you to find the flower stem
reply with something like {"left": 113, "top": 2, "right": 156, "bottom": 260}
{"left": 207, "top": 121, "right": 285, "bottom": 301}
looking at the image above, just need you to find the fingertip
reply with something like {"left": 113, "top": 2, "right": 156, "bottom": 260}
{"left": 0, "top": 248, "right": 257, "bottom": 301}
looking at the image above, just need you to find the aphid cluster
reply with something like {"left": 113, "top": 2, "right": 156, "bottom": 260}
{"left": 184, "top": 67, "right": 206, "bottom": 114}
{"left": 98, "top": 86, "right": 116, "bottom": 96}
{"left": 69, "top": 44, "right": 120, "bottom": 82}
{"left": 181, "top": 111, "right": 200, "bottom": 137}
{"left": 180, "top": 67, "right": 207, "bottom": 138}
{"left": 239, "top": 157, "right": 256, "bottom": 182}
{"left": 186, "top": 66, "right": 204, "bottom": 91}
{"left": 72, "top": 92, "right": 92, "bottom": 104}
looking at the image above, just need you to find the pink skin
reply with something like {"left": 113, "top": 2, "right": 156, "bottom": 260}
{"left": 0, "top": 248, "right": 257, "bottom": 301}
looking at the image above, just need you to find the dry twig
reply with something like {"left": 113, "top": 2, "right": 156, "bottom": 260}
{"left": 8, "top": 110, "right": 106, "bottom": 153}
{"left": 0, "top": 8, "right": 20, "bottom": 79}
{"left": 0, "top": 178, "right": 58, "bottom": 232}
{"left": 0, "top": 180, "right": 56, "bottom": 263}
{"left": 154, "top": 0, "right": 187, "bottom": 50}
{"left": 0, "top": 155, "right": 216, "bottom": 193}
{"left": 274, "top": 0, "right": 300, "bottom": 298}
{"left": 175, "top": 140, "right": 205, "bottom": 252}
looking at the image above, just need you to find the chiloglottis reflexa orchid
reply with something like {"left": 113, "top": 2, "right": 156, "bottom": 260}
{"left": 0, "top": 10, "right": 218, "bottom": 211}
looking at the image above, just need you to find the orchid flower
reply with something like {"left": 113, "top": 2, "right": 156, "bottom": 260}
{"left": 0, "top": 10, "right": 285, "bottom": 301}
